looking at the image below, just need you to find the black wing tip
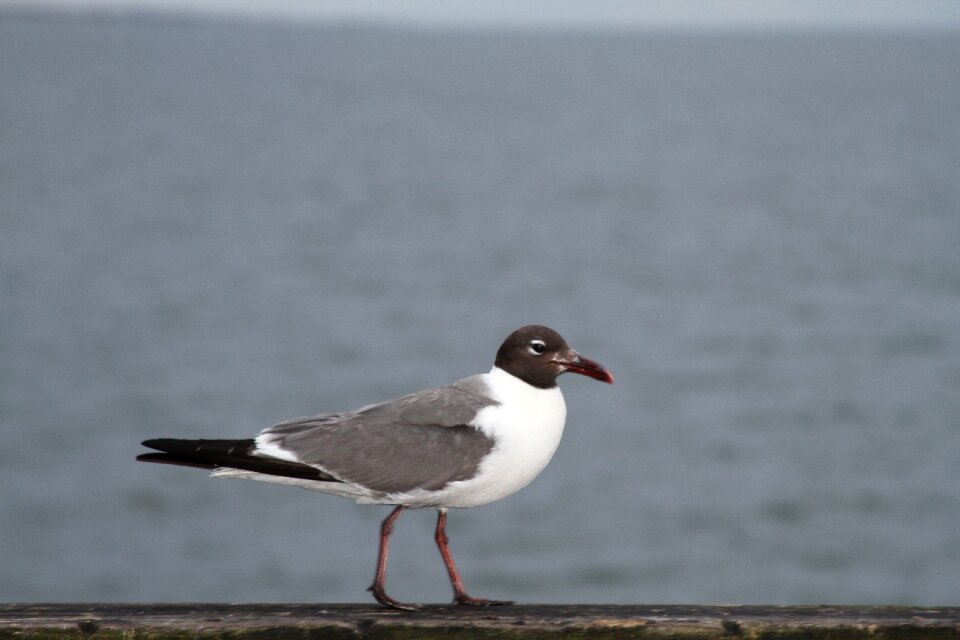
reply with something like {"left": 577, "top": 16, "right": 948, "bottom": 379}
{"left": 140, "top": 437, "right": 200, "bottom": 451}
{"left": 135, "top": 437, "right": 340, "bottom": 483}
{"left": 136, "top": 438, "right": 254, "bottom": 468}
{"left": 140, "top": 437, "right": 256, "bottom": 452}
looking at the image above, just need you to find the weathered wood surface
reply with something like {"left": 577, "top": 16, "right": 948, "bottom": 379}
{"left": 1, "top": 603, "right": 958, "bottom": 639}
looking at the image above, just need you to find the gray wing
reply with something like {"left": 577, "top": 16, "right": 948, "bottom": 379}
{"left": 259, "top": 375, "right": 498, "bottom": 493}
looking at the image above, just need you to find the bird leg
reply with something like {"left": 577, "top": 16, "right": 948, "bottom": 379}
{"left": 434, "top": 510, "right": 513, "bottom": 607}
{"left": 368, "top": 505, "right": 421, "bottom": 611}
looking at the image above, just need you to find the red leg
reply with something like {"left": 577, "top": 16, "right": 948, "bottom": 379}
{"left": 368, "top": 506, "right": 420, "bottom": 611}
{"left": 434, "top": 510, "right": 513, "bottom": 607}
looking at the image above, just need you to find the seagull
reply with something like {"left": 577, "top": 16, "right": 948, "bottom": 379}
{"left": 137, "top": 325, "right": 613, "bottom": 610}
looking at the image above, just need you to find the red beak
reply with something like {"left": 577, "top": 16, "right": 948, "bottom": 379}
{"left": 555, "top": 353, "right": 614, "bottom": 384}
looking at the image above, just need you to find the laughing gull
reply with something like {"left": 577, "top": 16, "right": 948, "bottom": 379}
{"left": 137, "top": 325, "right": 613, "bottom": 610}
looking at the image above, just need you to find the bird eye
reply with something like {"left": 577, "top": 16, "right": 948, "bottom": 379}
{"left": 528, "top": 340, "right": 546, "bottom": 355}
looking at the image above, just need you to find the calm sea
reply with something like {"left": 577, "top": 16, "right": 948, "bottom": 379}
{"left": 1, "top": 12, "right": 959, "bottom": 605}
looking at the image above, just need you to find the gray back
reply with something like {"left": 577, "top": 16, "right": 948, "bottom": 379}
{"left": 260, "top": 375, "right": 498, "bottom": 494}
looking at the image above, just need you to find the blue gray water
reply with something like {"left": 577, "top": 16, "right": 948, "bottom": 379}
{"left": 2, "top": 13, "right": 959, "bottom": 605}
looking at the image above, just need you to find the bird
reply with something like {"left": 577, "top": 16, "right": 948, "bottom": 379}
{"left": 137, "top": 324, "right": 613, "bottom": 610}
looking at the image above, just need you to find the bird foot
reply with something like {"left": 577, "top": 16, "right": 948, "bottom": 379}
{"left": 368, "top": 585, "right": 423, "bottom": 612}
{"left": 454, "top": 595, "right": 515, "bottom": 607}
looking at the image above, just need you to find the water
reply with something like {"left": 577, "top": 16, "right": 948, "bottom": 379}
{"left": 2, "top": 13, "right": 959, "bottom": 605}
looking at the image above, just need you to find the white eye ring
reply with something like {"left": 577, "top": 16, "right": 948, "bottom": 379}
{"left": 528, "top": 340, "right": 546, "bottom": 355}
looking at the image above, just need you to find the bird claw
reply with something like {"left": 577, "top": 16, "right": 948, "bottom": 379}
{"left": 454, "top": 595, "right": 514, "bottom": 607}
{"left": 368, "top": 585, "right": 423, "bottom": 612}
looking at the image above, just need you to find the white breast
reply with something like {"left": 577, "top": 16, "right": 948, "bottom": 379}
{"left": 402, "top": 366, "right": 567, "bottom": 509}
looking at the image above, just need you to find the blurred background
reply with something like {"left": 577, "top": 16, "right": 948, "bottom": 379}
{"left": 2, "top": 0, "right": 959, "bottom": 606}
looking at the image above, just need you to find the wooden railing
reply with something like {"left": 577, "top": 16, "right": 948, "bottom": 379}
{"left": 2, "top": 603, "right": 958, "bottom": 638}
